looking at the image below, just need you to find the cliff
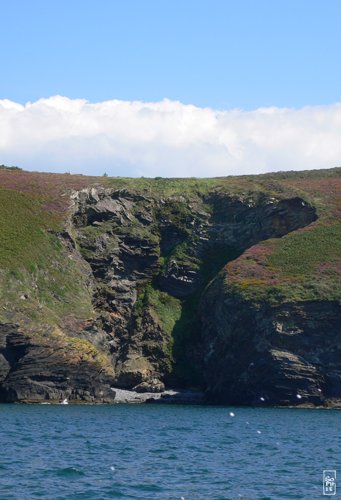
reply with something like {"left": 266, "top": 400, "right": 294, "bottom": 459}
{"left": 0, "top": 167, "right": 340, "bottom": 406}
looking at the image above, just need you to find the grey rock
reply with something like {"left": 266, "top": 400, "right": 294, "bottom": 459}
{"left": 200, "top": 279, "right": 341, "bottom": 407}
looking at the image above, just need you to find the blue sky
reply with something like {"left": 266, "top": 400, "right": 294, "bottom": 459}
{"left": 1, "top": 0, "right": 341, "bottom": 176}
{"left": 2, "top": 0, "right": 341, "bottom": 109}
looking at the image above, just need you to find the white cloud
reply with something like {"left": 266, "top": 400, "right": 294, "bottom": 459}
{"left": 1, "top": 96, "right": 341, "bottom": 177}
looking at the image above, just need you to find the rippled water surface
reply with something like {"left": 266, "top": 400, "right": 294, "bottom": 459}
{"left": 0, "top": 404, "right": 339, "bottom": 499}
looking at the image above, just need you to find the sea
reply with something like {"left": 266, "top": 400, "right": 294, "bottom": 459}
{"left": 0, "top": 404, "right": 339, "bottom": 499}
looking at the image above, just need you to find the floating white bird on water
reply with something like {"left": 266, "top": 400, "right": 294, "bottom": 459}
{"left": 260, "top": 397, "right": 265, "bottom": 402}
{"left": 61, "top": 398, "right": 68, "bottom": 405}
{"left": 110, "top": 466, "right": 115, "bottom": 471}
{"left": 296, "top": 394, "right": 302, "bottom": 400}
{"left": 229, "top": 412, "right": 235, "bottom": 417}
{"left": 257, "top": 430, "right": 262, "bottom": 434}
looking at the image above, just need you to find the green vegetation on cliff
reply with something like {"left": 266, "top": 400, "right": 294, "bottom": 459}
{"left": 0, "top": 188, "right": 93, "bottom": 324}
{"left": 0, "top": 166, "right": 341, "bottom": 392}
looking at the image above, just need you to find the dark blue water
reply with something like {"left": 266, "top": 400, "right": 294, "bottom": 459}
{"left": 0, "top": 405, "right": 339, "bottom": 499}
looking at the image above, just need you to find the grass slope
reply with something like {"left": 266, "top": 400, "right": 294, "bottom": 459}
{"left": 225, "top": 174, "right": 341, "bottom": 303}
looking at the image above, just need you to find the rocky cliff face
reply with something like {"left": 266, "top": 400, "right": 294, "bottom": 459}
{"left": 0, "top": 324, "right": 116, "bottom": 403}
{"left": 66, "top": 188, "right": 318, "bottom": 398}
{"left": 201, "top": 279, "right": 341, "bottom": 406}
{"left": 1, "top": 179, "right": 339, "bottom": 406}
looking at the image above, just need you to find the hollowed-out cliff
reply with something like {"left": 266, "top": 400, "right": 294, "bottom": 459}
{"left": 0, "top": 168, "right": 340, "bottom": 405}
